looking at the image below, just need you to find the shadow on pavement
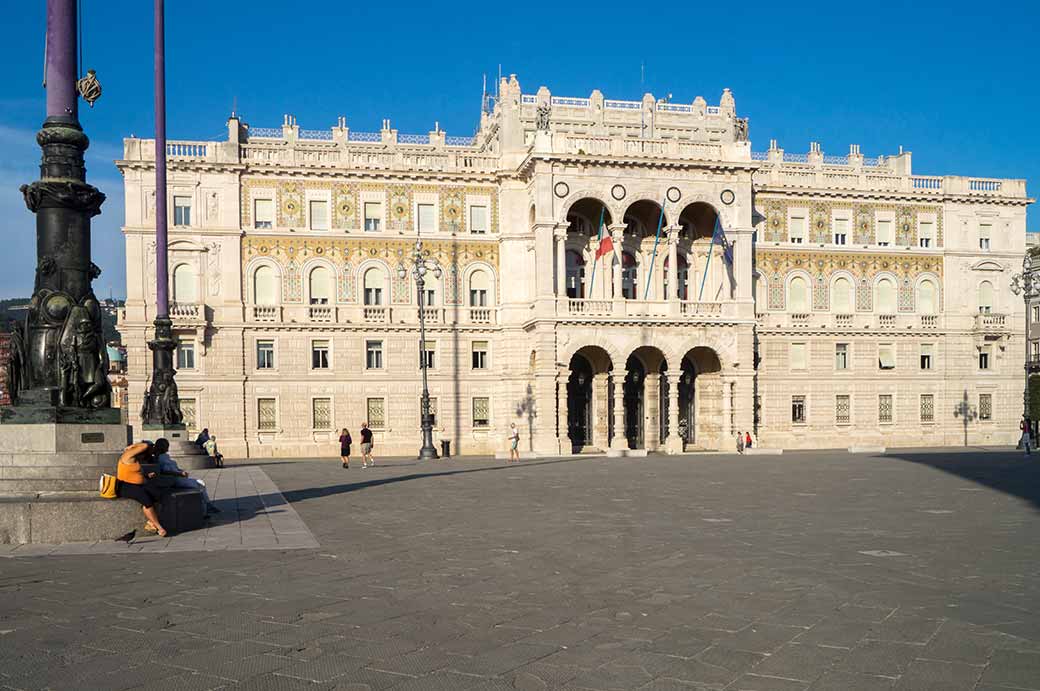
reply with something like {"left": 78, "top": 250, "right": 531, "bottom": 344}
{"left": 883, "top": 449, "right": 1040, "bottom": 511}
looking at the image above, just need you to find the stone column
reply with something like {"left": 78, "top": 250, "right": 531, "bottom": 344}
{"left": 554, "top": 227, "right": 567, "bottom": 299}
{"left": 557, "top": 366, "right": 570, "bottom": 454}
{"left": 665, "top": 371, "right": 683, "bottom": 454}
{"left": 731, "top": 227, "right": 754, "bottom": 302}
{"left": 644, "top": 373, "right": 660, "bottom": 451}
{"left": 592, "top": 372, "right": 610, "bottom": 450}
{"left": 609, "top": 224, "right": 625, "bottom": 305}
{"left": 610, "top": 371, "right": 628, "bottom": 451}
{"left": 720, "top": 375, "right": 732, "bottom": 450}
{"left": 667, "top": 227, "right": 679, "bottom": 302}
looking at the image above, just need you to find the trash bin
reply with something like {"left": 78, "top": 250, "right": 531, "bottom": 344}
{"left": 440, "top": 439, "right": 451, "bottom": 458}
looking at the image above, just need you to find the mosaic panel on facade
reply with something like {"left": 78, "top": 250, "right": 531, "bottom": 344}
{"left": 283, "top": 260, "right": 303, "bottom": 303}
{"left": 898, "top": 278, "right": 914, "bottom": 312}
{"left": 757, "top": 197, "right": 943, "bottom": 247}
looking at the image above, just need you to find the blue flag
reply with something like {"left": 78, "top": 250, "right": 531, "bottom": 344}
{"left": 712, "top": 217, "right": 734, "bottom": 266}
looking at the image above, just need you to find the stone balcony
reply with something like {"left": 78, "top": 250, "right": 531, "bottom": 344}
{"left": 247, "top": 304, "right": 496, "bottom": 327}
{"left": 758, "top": 312, "right": 945, "bottom": 331}
{"left": 974, "top": 313, "right": 1009, "bottom": 332}
{"left": 558, "top": 298, "right": 740, "bottom": 322}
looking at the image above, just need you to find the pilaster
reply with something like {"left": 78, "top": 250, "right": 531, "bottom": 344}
{"left": 610, "top": 371, "right": 627, "bottom": 451}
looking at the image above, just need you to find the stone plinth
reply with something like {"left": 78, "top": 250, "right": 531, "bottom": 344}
{"left": 0, "top": 422, "right": 130, "bottom": 497}
{"left": 140, "top": 424, "right": 214, "bottom": 470}
{"left": 0, "top": 495, "right": 142, "bottom": 544}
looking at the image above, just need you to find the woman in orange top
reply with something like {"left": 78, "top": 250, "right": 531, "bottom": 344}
{"left": 116, "top": 441, "right": 167, "bottom": 537}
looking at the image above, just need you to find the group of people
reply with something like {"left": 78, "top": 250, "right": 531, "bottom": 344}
{"left": 736, "top": 430, "right": 754, "bottom": 454}
{"left": 193, "top": 428, "right": 224, "bottom": 466}
{"left": 115, "top": 437, "right": 221, "bottom": 537}
{"left": 338, "top": 422, "right": 375, "bottom": 468}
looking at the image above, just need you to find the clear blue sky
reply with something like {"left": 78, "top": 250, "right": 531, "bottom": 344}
{"left": 1, "top": 0, "right": 1036, "bottom": 299}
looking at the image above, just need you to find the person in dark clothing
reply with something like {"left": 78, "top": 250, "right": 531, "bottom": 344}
{"left": 359, "top": 422, "right": 374, "bottom": 468}
{"left": 194, "top": 428, "right": 210, "bottom": 447}
{"left": 339, "top": 428, "right": 352, "bottom": 468}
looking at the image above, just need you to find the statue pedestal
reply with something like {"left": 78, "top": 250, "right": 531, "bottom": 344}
{"left": 140, "top": 424, "right": 213, "bottom": 470}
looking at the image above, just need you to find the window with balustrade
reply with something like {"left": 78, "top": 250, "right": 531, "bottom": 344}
{"left": 835, "top": 343, "right": 849, "bottom": 370}
{"left": 835, "top": 395, "right": 850, "bottom": 425}
{"left": 308, "top": 266, "right": 332, "bottom": 305}
{"left": 621, "top": 253, "right": 638, "bottom": 299}
{"left": 472, "top": 397, "right": 490, "bottom": 428}
{"left": 258, "top": 398, "right": 277, "bottom": 431}
{"left": 469, "top": 270, "right": 489, "bottom": 307}
{"left": 173, "top": 196, "right": 192, "bottom": 226}
{"left": 176, "top": 342, "right": 195, "bottom": 370}
{"left": 172, "top": 264, "right": 197, "bottom": 304}
{"left": 364, "top": 201, "right": 382, "bottom": 232}
{"left": 920, "top": 343, "right": 934, "bottom": 370}
{"left": 878, "top": 394, "right": 893, "bottom": 424}
{"left": 254, "top": 198, "right": 274, "bottom": 229}
{"left": 363, "top": 268, "right": 385, "bottom": 305}
{"left": 879, "top": 343, "right": 896, "bottom": 370}
{"left": 788, "top": 276, "right": 809, "bottom": 312}
{"left": 916, "top": 280, "right": 937, "bottom": 314}
{"left": 256, "top": 339, "right": 275, "bottom": 369}
{"left": 471, "top": 341, "right": 488, "bottom": 370}
{"left": 979, "top": 393, "right": 992, "bottom": 421}
{"left": 309, "top": 200, "right": 329, "bottom": 231}
{"left": 978, "top": 281, "right": 994, "bottom": 314}
{"left": 253, "top": 265, "right": 278, "bottom": 305}
{"left": 920, "top": 394, "right": 934, "bottom": 422}
{"left": 367, "top": 398, "right": 385, "bottom": 428}
{"left": 875, "top": 278, "right": 896, "bottom": 314}
{"left": 365, "top": 340, "right": 383, "bottom": 370}
{"left": 831, "top": 277, "right": 853, "bottom": 313}
{"left": 311, "top": 340, "right": 330, "bottom": 370}
{"left": 312, "top": 397, "right": 331, "bottom": 431}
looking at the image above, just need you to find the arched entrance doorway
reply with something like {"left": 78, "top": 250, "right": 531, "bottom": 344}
{"left": 563, "top": 345, "right": 613, "bottom": 453}
{"left": 674, "top": 346, "right": 723, "bottom": 450}
{"left": 623, "top": 346, "right": 668, "bottom": 450}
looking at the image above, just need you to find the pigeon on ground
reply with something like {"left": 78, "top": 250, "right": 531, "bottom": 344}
{"left": 115, "top": 529, "right": 136, "bottom": 545}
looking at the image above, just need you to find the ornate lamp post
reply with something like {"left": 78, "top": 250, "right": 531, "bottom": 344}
{"left": 1011, "top": 249, "right": 1040, "bottom": 433}
{"left": 140, "top": 0, "right": 183, "bottom": 429}
{"left": 397, "top": 239, "right": 441, "bottom": 461}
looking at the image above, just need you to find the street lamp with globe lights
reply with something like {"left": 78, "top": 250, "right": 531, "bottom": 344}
{"left": 398, "top": 239, "right": 442, "bottom": 461}
{"left": 1010, "top": 248, "right": 1040, "bottom": 432}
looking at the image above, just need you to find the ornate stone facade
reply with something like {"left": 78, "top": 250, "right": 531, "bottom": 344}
{"left": 116, "top": 76, "right": 1032, "bottom": 458}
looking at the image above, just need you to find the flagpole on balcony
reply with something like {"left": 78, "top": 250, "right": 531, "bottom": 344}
{"left": 587, "top": 208, "right": 605, "bottom": 297}
{"left": 697, "top": 217, "right": 719, "bottom": 303}
{"left": 643, "top": 198, "right": 667, "bottom": 301}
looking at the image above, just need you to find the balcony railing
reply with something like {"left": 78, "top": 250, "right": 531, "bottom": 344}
{"left": 920, "top": 314, "right": 939, "bottom": 329}
{"left": 170, "top": 302, "right": 202, "bottom": 320}
{"left": 564, "top": 298, "right": 728, "bottom": 319}
{"left": 308, "top": 305, "right": 333, "bottom": 322}
{"left": 833, "top": 313, "right": 854, "bottom": 328}
{"left": 975, "top": 313, "right": 1007, "bottom": 331}
{"left": 252, "top": 305, "right": 280, "bottom": 322}
{"left": 877, "top": 314, "right": 897, "bottom": 329}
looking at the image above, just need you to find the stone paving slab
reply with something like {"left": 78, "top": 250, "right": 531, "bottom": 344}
{"left": 0, "top": 467, "right": 317, "bottom": 557}
{"left": 0, "top": 449, "right": 1039, "bottom": 690}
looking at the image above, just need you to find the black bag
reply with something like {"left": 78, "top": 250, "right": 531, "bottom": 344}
{"left": 158, "top": 488, "right": 206, "bottom": 533}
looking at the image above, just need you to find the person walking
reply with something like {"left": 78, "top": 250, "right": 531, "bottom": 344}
{"left": 1021, "top": 423, "right": 1032, "bottom": 456}
{"left": 736, "top": 431, "right": 745, "bottom": 454}
{"left": 339, "top": 428, "right": 352, "bottom": 468}
{"left": 744, "top": 431, "right": 753, "bottom": 450}
{"left": 359, "top": 422, "right": 374, "bottom": 468}
{"left": 508, "top": 423, "right": 520, "bottom": 462}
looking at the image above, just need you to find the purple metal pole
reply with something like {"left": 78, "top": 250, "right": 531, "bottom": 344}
{"left": 154, "top": 0, "right": 169, "bottom": 317}
{"left": 45, "top": 0, "right": 77, "bottom": 121}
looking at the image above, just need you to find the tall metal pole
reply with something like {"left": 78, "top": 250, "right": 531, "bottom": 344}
{"left": 416, "top": 270, "right": 438, "bottom": 461}
{"left": 140, "top": 0, "right": 183, "bottom": 427}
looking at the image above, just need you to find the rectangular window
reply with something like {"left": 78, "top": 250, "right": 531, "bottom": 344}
{"left": 920, "top": 394, "right": 934, "bottom": 422}
{"left": 311, "top": 339, "right": 330, "bottom": 369}
{"left": 979, "top": 223, "right": 991, "bottom": 251}
{"left": 312, "top": 397, "right": 331, "bottom": 430}
{"left": 469, "top": 205, "right": 488, "bottom": 234}
{"left": 470, "top": 287, "right": 488, "bottom": 307}
{"left": 791, "top": 395, "right": 806, "bottom": 424}
{"left": 920, "top": 343, "right": 934, "bottom": 370}
{"left": 835, "top": 343, "right": 849, "bottom": 370}
{"left": 877, "top": 218, "right": 893, "bottom": 246}
{"left": 979, "top": 393, "right": 992, "bottom": 421}
{"left": 421, "top": 397, "right": 438, "bottom": 427}
{"left": 835, "top": 395, "right": 850, "bottom": 425}
{"left": 471, "top": 341, "right": 489, "bottom": 370}
{"left": 790, "top": 342, "right": 807, "bottom": 371}
{"left": 420, "top": 288, "right": 435, "bottom": 307}
{"left": 254, "top": 199, "right": 274, "bottom": 229}
{"left": 176, "top": 342, "right": 195, "bottom": 370}
{"left": 978, "top": 346, "right": 990, "bottom": 370}
{"left": 789, "top": 215, "right": 806, "bottom": 244}
{"left": 173, "top": 196, "right": 192, "bottom": 226}
{"left": 181, "top": 397, "right": 197, "bottom": 431}
{"left": 309, "top": 199, "right": 329, "bottom": 231}
{"left": 364, "top": 201, "right": 382, "bottom": 232}
{"left": 919, "top": 220, "right": 934, "bottom": 248}
{"left": 1032, "top": 341, "right": 1040, "bottom": 360}
{"left": 367, "top": 397, "right": 386, "bottom": 428}
{"left": 1033, "top": 305, "right": 1040, "bottom": 322}
{"left": 879, "top": 394, "right": 893, "bottom": 424}
{"left": 420, "top": 341, "right": 436, "bottom": 369}
{"left": 364, "top": 286, "right": 383, "bottom": 306}
{"left": 256, "top": 339, "right": 275, "bottom": 369}
{"left": 472, "top": 397, "right": 490, "bottom": 428}
{"left": 878, "top": 343, "right": 896, "bottom": 370}
{"left": 417, "top": 203, "right": 436, "bottom": 233}
{"left": 833, "top": 217, "right": 848, "bottom": 245}
{"left": 258, "top": 398, "right": 277, "bottom": 431}
{"left": 365, "top": 340, "right": 383, "bottom": 370}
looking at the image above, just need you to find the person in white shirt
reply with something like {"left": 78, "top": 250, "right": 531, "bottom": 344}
{"left": 155, "top": 438, "right": 220, "bottom": 515}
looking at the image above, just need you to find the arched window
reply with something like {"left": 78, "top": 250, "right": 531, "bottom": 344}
{"left": 253, "top": 265, "right": 277, "bottom": 305}
{"left": 172, "top": 264, "right": 196, "bottom": 303}
{"left": 363, "top": 268, "right": 385, "bottom": 306}
{"left": 308, "top": 266, "right": 332, "bottom": 305}
{"left": 664, "top": 256, "right": 689, "bottom": 300}
{"left": 788, "top": 275, "right": 809, "bottom": 312}
{"left": 831, "top": 276, "right": 854, "bottom": 313}
{"left": 978, "top": 281, "right": 994, "bottom": 314}
{"left": 917, "top": 279, "right": 937, "bottom": 314}
{"left": 622, "top": 252, "right": 638, "bottom": 300}
{"left": 469, "top": 269, "right": 490, "bottom": 307}
{"left": 565, "top": 250, "right": 586, "bottom": 299}
{"left": 875, "top": 278, "right": 896, "bottom": 314}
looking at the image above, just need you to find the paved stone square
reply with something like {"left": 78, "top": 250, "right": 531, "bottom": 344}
{"left": 1, "top": 448, "right": 1039, "bottom": 690}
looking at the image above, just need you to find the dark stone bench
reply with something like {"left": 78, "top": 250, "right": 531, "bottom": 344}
{"left": 157, "top": 488, "right": 206, "bottom": 534}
